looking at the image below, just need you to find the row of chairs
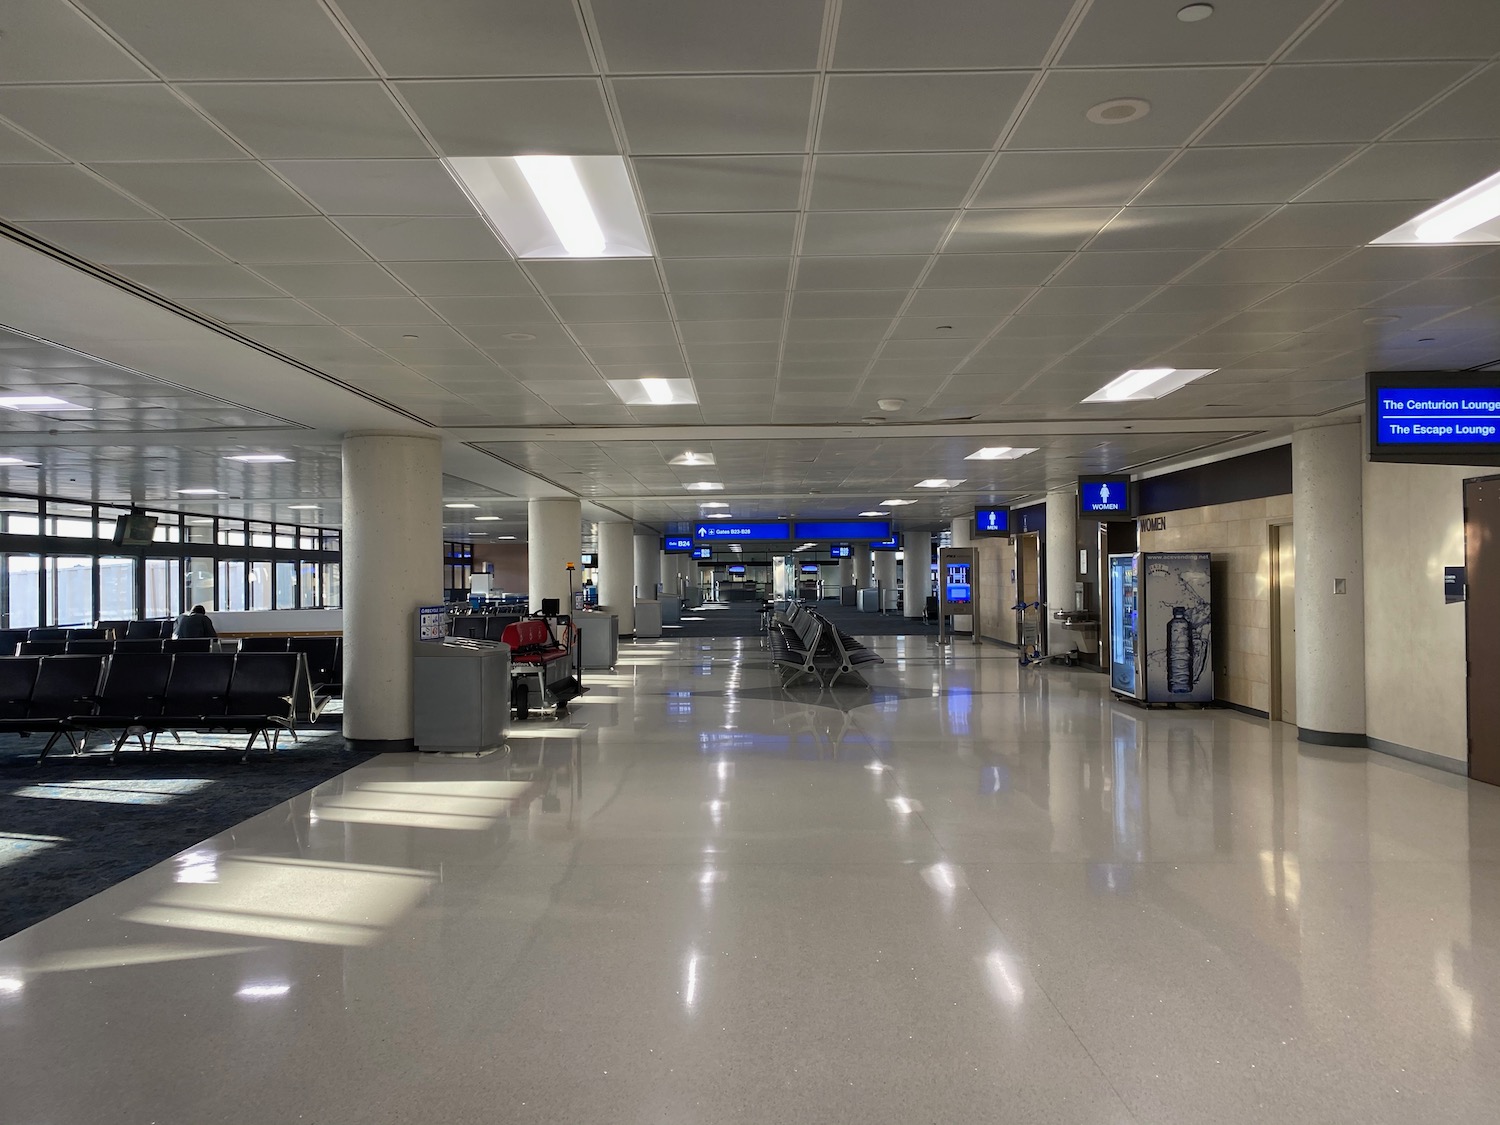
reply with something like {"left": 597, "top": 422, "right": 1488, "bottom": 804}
{"left": 15, "top": 638, "right": 214, "bottom": 656}
{"left": 769, "top": 602, "right": 885, "bottom": 687}
{"left": 0, "top": 651, "right": 307, "bottom": 762}
{"left": 233, "top": 636, "right": 342, "bottom": 714}
{"left": 0, "top": 620, "right": 178, "bottom": 654}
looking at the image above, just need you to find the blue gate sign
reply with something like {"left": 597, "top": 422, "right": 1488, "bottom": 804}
{"left": 791, "top": 520, "right": 891, "bottom": 540}
{"left": 692, "top": 521, "right": 789, "bottom": 541}
{"left": 664, "top": 536, "right": 693, "bottom": 553}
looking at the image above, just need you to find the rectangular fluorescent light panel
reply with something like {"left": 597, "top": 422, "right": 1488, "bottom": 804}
{"left": 684, "top": 482, "right": 723, "bottom": 491}
{"left": 1372, "top": 168, "right": 1500, "bottom": 245}
{"left": 915, "top": 478, "right": 965, "bottom": 488}
{"left": 881, "top": 499, "right": 916, "bottom": 506}
{"left": 610, "top": 378, "right": 697, "bottom": 406}
{"left": 445, "top": 503, "right": 479, "bottom": 509}
{"left": 443, "top": 155, "right": 651, "bottom": 259}
{"left": 474, "top": 515, "right": 503, "bottom": 521}
{"left": 175, "top": 488, "right": 222, "bottom": 496}
{"left": 669, "top": 451, "right": 715, "bottom": 465}
{"left": 1083, "top": 367, "right": 1215, "bottom": 403}
{"left": 699, "top": 501, "right": 730, "bottom": 508}
{"left": 0, "top": 456, "right": 33, "bottom": 465}
{"left": 966, "top": 446, "right": 1038, "bottom": 461}
{"left": 227, "top": 454, "right": 292, "bottom": 463}
{"left": 858, "top": 511, "right": 884, "bottom": 516}
{"left": 0, "top": 395, "right": 89, "bottom": 410}
{"left": 287, "top": 504, "right": 320, "bottom": 510}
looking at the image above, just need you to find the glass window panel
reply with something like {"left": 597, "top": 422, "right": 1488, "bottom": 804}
{"left": 185, "top": 518, "right": 216, "bottom": 545}
{"left": 299, "top": 561, "right": 320, "bottom": 608}
{"left": 4, "top": 554, "right": 41, "bottom": 629}
{"left": 217, "top": 559, "right": 246, "bottom": 612}
{"left": 98, "top": 555, "right": 136, "bottom": 619}
{"left": 152, "top": 519, "right": 183, "bottom": 542}
{"left": 145, "top": 557, "right": 182, "bottom": 618}
{"left": 251, "top": 532, "right": 273, "bottom": 548}
{"left": 218, "top": 527, "right": 246, "bottom": 546}
{"left": 1, "top": 498, "right": 40, "bottom": 536}
{"left": 321, "top": 562, "right": 340, "bottom": 609}
{"left": 275, "top": 561, "right": 297, "bottom": 609}
{"left": 299, "top": 535, "right": 319, "bottom": 551}
{"left": 48, "top": 502, "right": 97, "bottom": 539}
{"left": 248, "top": 559, "right": 273, "bottom": 610}
{"left": 46, "top": 556, "right": 94, "bottom": 625}
{"left": 274, "top": 532, "right": 295, "bottom": 549}
{"left": 186, "top": 557, "right": 214, "bottom": 612}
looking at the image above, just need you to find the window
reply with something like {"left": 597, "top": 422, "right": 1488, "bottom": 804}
{"left": 248, "top": 559, "right": 273, "bottom": 610}
{"left": 1, "top": 498, "right": 39, "bottom": 536}
{"left": 217, "top": 559, "right": 246, "bottom": 611}
{"left": 47, "top": 503, "right": 95, "bottom": 539}
{"left": 299, "top": 561, "right": 320, "bottom": 608}
{"left": 321, "top": 562, "right": 340, "bottom": 609}
{"left": 46, "top": 556, "right": 94, "bottom": 625}
{"left": 3, "top": 554, "right": 40, "bottom": 628}
{"left": 98, "top": 555, "right": 136, "bottom": 619}
{"left": 145, "top": 557, "right": 182, "bottom": 618}
{"left": 275, "top": 561, "right": 297, "bottom": 609}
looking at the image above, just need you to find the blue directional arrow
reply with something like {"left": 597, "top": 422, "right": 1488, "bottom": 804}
{"left": 697, "top": 525, "right": 708, "bottom": 536}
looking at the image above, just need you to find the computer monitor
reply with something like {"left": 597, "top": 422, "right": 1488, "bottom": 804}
{"left": 580, "top": 551, "right": 598, "bottom": 567}
{"left": 111, "top": 512, "right": 158, "bottom": 547}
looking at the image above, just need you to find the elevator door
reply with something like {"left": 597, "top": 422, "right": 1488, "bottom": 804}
{"left": 1465, "top": 477, "right": 1500, "bottom": 785}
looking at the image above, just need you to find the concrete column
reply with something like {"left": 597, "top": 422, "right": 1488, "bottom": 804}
{"left": 659, "top": 551, "right": 681, "bottom": 597}
{"left": 874, "top": 550, "right": 897, "bottom": 610}
{"left": 597, "top": 520, "right": 635, "bottom": 635}
{"left": 950, "top": 517, "right": 973, "bottom": 631}
{"left": 1293, "top": 422, "right": 1366, "bottom": 742}
{"left": 852, "top": 542, "right": 872, "bottom": 588}
{"left": 634, "top": 532, "right": 659, "bottom": 600}
{"left": 1045, "top": 489, "right": 1078, "bottom": 652}
{"left": 838, "top": 558, "right": 854, "bottom": 586}
{"left": 527, "top": 497, "right": 580, "bottom": 613}
{"left": 904, "top": 537, "right": 927, "bottom": 618}
{"left": 341, "top": 431, "right": 442, "bottom": 746}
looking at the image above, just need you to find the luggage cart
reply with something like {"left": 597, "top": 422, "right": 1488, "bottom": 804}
{"left": 1014, "top": 600, "right": 1044, "bottom": 665}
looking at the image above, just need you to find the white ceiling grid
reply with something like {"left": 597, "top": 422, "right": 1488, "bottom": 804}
{"left": 0, "top": 0, "right": 1496, "bottom": 526}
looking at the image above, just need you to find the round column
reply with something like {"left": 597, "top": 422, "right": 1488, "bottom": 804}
{"left": 341, "top": 431, "right": 442, "bottom": 746}
{"left": 1293, "top": 422, "right": 1366, "bottom": 743}
{"left": 634, "top": 532, "right": 659, "bottom": 600}
{"left": 950, "top": 516, "right": 973, "bottom": 632}
{"left": 527, "top": 498, "right": 580, "bottom": 613}
{"left": 903, "top": 535, "right": 927, "bottom": 618}
{"left": 852, "top": 542, "right": 872, "bottom": 589}
{"left": 598, "top": 520, "right": 635, "bottom": 635}
{"left": 874, "top": 549, "right": 896, "bottom": 610}
{"left": 1045, "top": 489, "right": 1078, "bottom": 652}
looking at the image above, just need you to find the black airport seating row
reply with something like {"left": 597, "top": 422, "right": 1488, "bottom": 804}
{"left": 233, "top": 636, "right": 342, "bottom": 720}
{"left": 15, "top": 638, "right": 214, "bottom": 656}
{"left": 448, "top": 614, "right": 524, "bottom": 642}
{"left": 0, "top": 651, "right": 305, "bottom": 762}
{"left": 769, "top": 602, "right": 885, "bottom": 687}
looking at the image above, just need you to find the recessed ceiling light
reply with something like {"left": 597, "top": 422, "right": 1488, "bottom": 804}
{"left": 858, "top": 511, "right": 885, "bottom": 517}
{"left": 684, "top": 481, "right": 723, "bottom": 491}
{"left": 915, "top": 478, "right": 965, "bottom": 488}
{"left": 226, "top": 453, "right": 293, "bottom": 463}
{"left": 474, "top": 515, "right": 503, "bottom": 521}
{"left": 669, "top": 451, "right": 715, "bottom": 466}
{"left": 287, "top": 504, "right": 321, "bottom": 510}
{"left": 876, "top": 398, "right": 906, "bottom": 412}
{"left": 443, "top": 155, "right": 651, "bottom": 259}
{"left": 705, "top": 512, "right": 734, "bottom": 518}
{"left": 881, "top": 499, "right": 916, "bottom": 506}
{"left": 1177, "top": 3, "right": 1214, "bottom": 21}
{"left": 1085, "top": 98, "right": 1151, "bottom": 126}
{"left": 1362, "top": 314, "right": 1401, "bottom": 325}
{"left": 699, "top": 501, "right": 730, "bottom": 509}
{"left": 445, "top": 502, "right": 479, "bottom": 509}
{"left": 1373, "top": 167, "right": 1500, "bottom": 245}
{"left": 0, "top": 395, "right": 89, "bottom": 411}
{"left": 1083, "top": 367, "right": 1216, "bottom": 403}
{"left": 965, "top": 446, "right": 1039, "bottom": 460}
{"left": 175, "top": 488, "right": 222, "bottom": 496}
{"left": 610, "top": 377, "right": 697, "bottom": 405}
{"left": 504, "top": 332, "right": 537, "bottom": 341}
{"left": 0, "top": 456, "right": 34, "bottom": 466}
{"left": 497, "top": 535, "right": 517, "bottom": 540}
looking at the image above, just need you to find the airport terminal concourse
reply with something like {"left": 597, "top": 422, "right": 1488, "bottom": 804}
{"left": 4, "top": 2, "right": 1500, "bottom": 1122}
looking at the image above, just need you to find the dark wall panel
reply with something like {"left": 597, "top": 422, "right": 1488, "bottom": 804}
{"left": 1138, "top": 445, "right": 1292, "bottom": 516}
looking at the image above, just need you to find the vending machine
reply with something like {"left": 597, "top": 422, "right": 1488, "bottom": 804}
{"left": 1107, "top": 552, "right": 1213, "bottom": 704}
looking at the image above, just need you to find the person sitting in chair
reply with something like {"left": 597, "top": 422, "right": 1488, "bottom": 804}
{"left": 173, "top": 604, "right": 218, "bottom": 640}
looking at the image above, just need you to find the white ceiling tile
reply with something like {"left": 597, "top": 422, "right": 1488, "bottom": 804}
{"left": 184, "top": 82, "right": 428, "bottom": 158}
{"left": 20, "top": 219, "right": 223, "bottom": 264}
{"left": 1089, "top": 204, "right": 1275, "bottom": 251}
{"left": 242, "top": 324, "right": 362, "bottom": 352}
{"left": 119, "top": 263, "right": 285, "bottom": 298}
{"left": 376, "top": 343, "right": 491, "bottom": 366}
{"left": 1202, "top": 63, "right": 1472, "bottom": 145}
{"left": 794, "top": 256, "right": 928, "bottom": 290}
{"left": 0, "top": 165, "right": 153, "bottom": 221}
{"left": 678, "top": 320, "right": 783, "bottom": 343}
{"left": 1137, "top": 145, "right": 1360, "bottom": 205}
{"left": 333, "top": 215, "right": 510, "bottom": 259}
{"left": 522, "top": 259, "right": 663, "bottom": 294}
{"left": 590, "top": 0, "right": 823, "bottom": 72}
{"left": 833, "top": 0, "right": 1073, "bottom": 70}
{"left": 1289, "top": 0, "right": 1500, "bottom": 61}
{"left": 180, "top": 216, "right": 369, "bottom": 262}
{"left": 346, "top": 323, "right": 466, "bottom": 349}
{"left": 466, "top": 324, "right": 572, "bottom": 347}
{"left": 187, "top": 298, "right": 328, "bottom": 326}
{"left": 809, "top": 153, "right": 988, "bottom": 210}
{"left": 250, "top": 262, "right": 410, "bottom": 296}
{"left": 1133, "top": 282, "right": 1284, "bottom": 316}
{"left": 650, "top": 212, "right": 798, "bottom": 257}
{"left": 1295, "top": 140, "right": 1500, "bottom": 202}
{"left": 1392, "top": 64, "right": 1500, "bottom": 141}
{"left": 781, "top": 341, "right": 879, "bottom": 362}
{"left": 922, "top": 252, "right": 1069, "bottom": 287}
{"left": 1007, "top": 68, "right": 1254, "bottom": 150}
{"left": 672, "top": 291, "right": 788, "bottom": 320}
{"left": 889, "top": 315, "right": 996, "bottom": 339}
{"left": 613, "top": 76, "right": 815, "bottom": 155}
{"left": 801, "top": 210, "right": 955, "bottom": 255}
{"left": 633, "top": 156, "right": 805, "bottom": 213}
{"left": 383, "top": 260, "right": 533, "bottom": 295}
{"left": 0, "top": 121, "right": 64, "bottom": 164}
{"left": 595, "top": 363, "right": 689, "bottom": 381}
{"left": 904, "top": 287, "right": 1033, "bottom": 317}
{"left": 423, "top": 295, "right": 554, "bottom": 322}
{"left": 0, "top": 85, "right": 243, "bottom": 162}
{"left": 661, "top": 257, "right": 791, "bottom": 292}
{"left": 1047, "top": 249, "right": 1205, "bottom": 286}
{"left": 581, "top": 344, "right": 682, "bottom": 365}
{"left": 819, "top": 73, "right": 1033, "bottom": 152}
{"left": 0, "top": 0, "right": 152, "bottom": 82}
{"left": 973, "top": 149, "right": 1172, "bottom": 208}
{"left": 1309, "top": 245, "right": 1484, "bottom": 283}
{"left": 1018, "top": 285, "right": 1157, "bottom": 316}
{"left": 687, "top": 363, "right": 778, "bottom": 381}
{"left": 1178, "top": 247, "right": 1347, "bottom": 284}
{"left": 1061, "top": 0, "right": 1324, "bottom": 66}
{"left": 300, "top": 297, "right": 445, "bottom": 324}
{"left": 880, "top": 336, "right": 990, "bottom": 358}
{"left": 944, "top": 208, "right": 1116, "bottom": 253}
{"left": 789, "top": 290, "right": 909, "bottom": 319}
{"left": 395, "top": 78, "right": 615, "bottom": 156}
{"left": 549, "top": 293, "right": 672, "bottom": 322}
{"left": 568, "top": 322, "right": 680, "bottom": 346}
{"left": 336, "top": 0, "right": 594, "bottom": 77}
{"left": 84, "top": 0, "right": 370, "bottom": 79}
{"left": 91, "top": 161, "right": 317, "bottom": 218}
{"left": 785, "top": 318, "right": 891, "bottom": 342}
{"left": 1249, "top": 280, "right": 1405, "bottom": 311}
{"left": 1231, "top": 201, "right": 1423, "bottom": 247}
{"left": 269, "top": 159, "right": 473, "bottom": 215}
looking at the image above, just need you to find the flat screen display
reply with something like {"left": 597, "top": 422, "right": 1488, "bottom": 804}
{"left": 946, "top": 583, "right": 971, "bottom": 604}
{"left": 871, "top": 536, "right": 899, "bottom": 551}
{"left": 1078, "top": 476, "right": 1133, "bottom": 519}
{"left": 973, "top": 507, "right": 1009, "bottom": 536}
{"left": 664, "top": 536, "right": 693, "bottom": 553}
{"left": 579, "top": 552, "right": 598, "bottom": 567}
{"left": 1368, "top": 372, "right": 1500, "bottom": 465}
{"left": 727, "top": 564, "right": 746, "bottom": 574}
{"left": 111, "top": 513, "right": 158, "bottom": 547}
{"left": 800, "top": 564, "right": 820, "bottom": 574}
{"left": 692, "top": 546, "right": 711, "bottom": 560}
{"left": 830, "top": 544, "right": 851, "bottom": 558}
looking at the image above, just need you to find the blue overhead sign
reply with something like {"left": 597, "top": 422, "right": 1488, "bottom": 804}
{"left": 1079, "top": 476, "right": 1132, "bottom": 518}
{"left": 691, "top": 546, "right": 711, "bottom": 559}
{"left": 664, "top": 536, "right": 693, "bottom": 553}
{"left": 792, "top": 520, "right": 891, "bottom": 540}
{"left": 871, "top": 536, "right": 900, "bottom": 551}
{"left": 693, "top": 521, "right": 788, "bottom": 542}
{"left": 830, "top": 544, "right": 851, "bottom": 558}
{"left": 1373, "top": 386, "right": 1500, "bottom": 445}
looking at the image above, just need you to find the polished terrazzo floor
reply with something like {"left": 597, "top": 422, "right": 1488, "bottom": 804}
{"left": 2, "top": 635, "right": 1498, "bottom": 1124}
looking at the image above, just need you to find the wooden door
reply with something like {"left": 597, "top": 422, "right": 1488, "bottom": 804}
{"left": 1466, "top": 478, "right": 1500, "bottom": 785}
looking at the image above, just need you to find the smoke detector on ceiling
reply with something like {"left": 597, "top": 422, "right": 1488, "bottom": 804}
{"left": 877, "top": 398, "right": 906, "bottom": 412}
{"left": 1086, "top": 98, "right": 1151, "bottom": 125}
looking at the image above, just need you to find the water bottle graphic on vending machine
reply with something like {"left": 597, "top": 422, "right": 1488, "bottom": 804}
{"left": 1166, "top": 606, "right": 1194, "bottom": 693}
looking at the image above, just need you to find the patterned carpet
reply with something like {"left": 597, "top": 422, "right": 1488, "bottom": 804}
{"left": 0, "top": 721, "right": 373, "bottom": 940}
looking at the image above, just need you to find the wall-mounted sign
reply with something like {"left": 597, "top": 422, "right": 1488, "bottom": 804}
{"left": 870, "top": 535, "right": 900, "bottom": 551}
{"left": 1078, "top": 475, "right": 1134, "bottom": 519}
{"left": 691, "top": 546, "right": 711, "bottom": 559}
{"left": 973, "top": 507, "right": 1009, "bottom": 536}
{"left": 417, "top": 605, "right": 447, "bottom": 642}
{"left": 830, "top": 544, "right": 852, "bottom": 558}
{"left": 800, "top": 563, "right": 820, "bottom": 574}
{"left": 1369, "top": 372, "right": 1500, "bottom": 466}
{"left": 693, "top": 521, "right": 788, "bottom": 541}
{"left": 1139, "top": 515, "right": 1167, "bottom": 532}
{"left": 1446, "top": 565, "right": 1467, "bottom": 603}
{"left": 664, "top": 536, "right": 693, "bottom": 553}
{"left": 727, "top": 564, "right": 746, "bottom": 575}
{"left": 792, "top": 520, "right": 891, "bottom": 540}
